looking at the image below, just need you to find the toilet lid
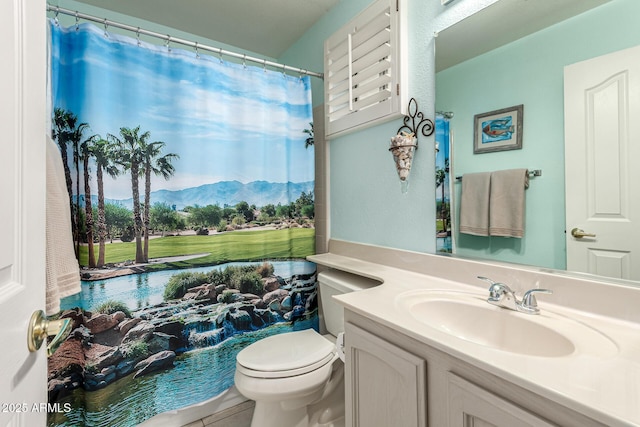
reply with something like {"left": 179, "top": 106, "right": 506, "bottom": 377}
{"left": 237, "top": 329, "right": 335, "bottom": 373}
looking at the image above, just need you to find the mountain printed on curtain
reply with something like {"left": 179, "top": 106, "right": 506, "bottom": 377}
{"left": 47, "top": 20, "right": 317, "bottom": 427}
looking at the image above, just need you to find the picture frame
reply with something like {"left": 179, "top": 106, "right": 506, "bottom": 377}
{"left": 473, "top": 104, "right": 523, "bottom": 154}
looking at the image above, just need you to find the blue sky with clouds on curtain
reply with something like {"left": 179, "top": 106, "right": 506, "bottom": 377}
{"left": 50, "top": 21, "right": 314, "bottom": 200}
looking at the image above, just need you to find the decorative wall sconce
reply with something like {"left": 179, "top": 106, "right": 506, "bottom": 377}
{"left": 390, "top": 98, "right": 434, "bottom": 193}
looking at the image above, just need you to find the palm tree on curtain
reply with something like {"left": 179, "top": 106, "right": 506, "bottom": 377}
{"left": 303, "top": 123, "right": 314, "bottom": 148}
{"left": 52, "top": 109, "right": 90, "bottom": 255}
{"left": 68, "top": 118, "right": 90, "bottom": 256}
{"left": 52, "top": 108, "right": 75, "bottom": 201}
{"left": 80, "top": 135, "right": 98, "bottom": 268}
{"left": 91, "top": 137, "right": 121, "bottom": 267}
{"left": 109, "top": 126, "right": 147, "bottom": 264}
{"left": 51, "top": 108, "right": 78, "bottom": 257}
{"left": 435, "top": 157, "right": 450, "bottom": 235}
{"left": 435, "top": 166, "right": 446, "bottom": 234}
{"left": 140, "top": 141, "right": 179, "bottom": 262}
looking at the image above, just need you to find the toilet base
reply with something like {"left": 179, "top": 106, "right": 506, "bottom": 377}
{"left": 242, "top": 361, "right": 345, "bottom": 427}
{"left": 251, "top": 402, "right": 309, "bottom": 427}
{"left": 307, "top": 382, "right": 345, "bottom": 427}
{"left": 249, "top": 388, "right": 345, "bottom": 427}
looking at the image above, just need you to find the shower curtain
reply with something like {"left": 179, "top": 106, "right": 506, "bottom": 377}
{"left": 435, "top": 115, "right": 452, "bottom": 253}
{"left": 48, "top": 19, "right": 317, "bottom": 427}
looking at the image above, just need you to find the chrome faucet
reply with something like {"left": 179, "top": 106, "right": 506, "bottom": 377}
{"left": 477, "top": 276, "right": 552, "bottom": 315}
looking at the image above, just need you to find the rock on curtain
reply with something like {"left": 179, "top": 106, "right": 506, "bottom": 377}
{"left": 48, "top": 20, "right": 317, "bottom": 427}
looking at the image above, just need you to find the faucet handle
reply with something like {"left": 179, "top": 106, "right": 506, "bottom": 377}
{"left": 477, "top": 276, "right": 497, "bottom": 285}
{"left": 521, "top": 289, "right": 553, "bottom": 312}
{"left": 477, "top": 276, "right": 513, "bottom": 301}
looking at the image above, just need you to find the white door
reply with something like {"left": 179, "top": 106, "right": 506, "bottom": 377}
{"left": 564, "top": 44, "right": 640, "bottom": 280}
{"left": 0, "top": 0, "right": 48, "bottom": 425}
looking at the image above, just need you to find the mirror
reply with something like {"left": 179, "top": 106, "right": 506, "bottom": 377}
{"left": 435, "top": 0, "right": 640, "bottom": 284}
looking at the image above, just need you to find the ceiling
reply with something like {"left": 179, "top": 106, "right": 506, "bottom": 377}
{"left": 73, "top": 0, "right": 340, "bottom": 59}
{"left": 435, "top": 0, "right": 611, "bottom": 72}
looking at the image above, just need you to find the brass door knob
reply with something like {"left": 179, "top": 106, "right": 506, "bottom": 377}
{"left": 571, "top": 228, "right": 596, "bottom": 239}
{"left": 27, "top": 310, "right": 72, "bottom": 356}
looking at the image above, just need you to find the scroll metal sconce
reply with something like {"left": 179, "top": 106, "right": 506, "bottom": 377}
{"left": 390, "top": 97, "right": 434, "bottom": 193}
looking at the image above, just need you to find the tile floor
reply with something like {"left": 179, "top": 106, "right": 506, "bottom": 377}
{"left": 181, "top": 400, "right": 254, "bottom": 427}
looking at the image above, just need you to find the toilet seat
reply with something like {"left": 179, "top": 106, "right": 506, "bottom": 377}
{"left": 236, "top": 329, "right": 336, "bottom": 379}
{"left": 236, "top": 352, "right": 337, "bottom": 379}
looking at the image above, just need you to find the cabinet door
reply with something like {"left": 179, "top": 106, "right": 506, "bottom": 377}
{"left": 345, "top": 323, "right": 427, "bottom": 427}
{"left": 448, "top": 373, "right": 556, "bottom": 427}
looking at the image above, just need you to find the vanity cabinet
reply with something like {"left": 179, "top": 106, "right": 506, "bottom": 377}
{"left": 344, "top": 311, "right": 607, "bottom": 427}
{"left": 345, "top": 322, "right": 427, "bottom": 427}
{"left": 447, "top": 373, "right": 554, "bottom": 427}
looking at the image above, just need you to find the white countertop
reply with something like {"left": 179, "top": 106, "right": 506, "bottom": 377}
{"left": 309, "top": 252, "right": 640, "bottom": 427}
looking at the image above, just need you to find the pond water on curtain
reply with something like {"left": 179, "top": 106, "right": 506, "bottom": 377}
{"left": 49, "top": 321, "right": 315, "bottom": 427}
{"left": 61, "top": 260, "right": 317, "bottom": 312}
{"left": 48, "top": 260, "right": 318, "bottom": 427}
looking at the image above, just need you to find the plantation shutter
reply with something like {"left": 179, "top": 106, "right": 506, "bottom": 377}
{"left": 324, "top": 0, "right": 407, "bottom": 138}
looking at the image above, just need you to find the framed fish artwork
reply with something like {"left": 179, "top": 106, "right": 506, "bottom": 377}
{"left": 473, "top": 104, "right": 523, "bottom": 154}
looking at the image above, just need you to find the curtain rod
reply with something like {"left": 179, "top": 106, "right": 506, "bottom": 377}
{"left": 46, "top": 5, "right": 324, "bottom": 80}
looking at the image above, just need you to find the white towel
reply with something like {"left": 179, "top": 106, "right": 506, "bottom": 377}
{"left": 459, "top": 172, "right": 491, "bottom": 236}
{"left": 489, "top": 169, "right": 529, "bottom": 238}
{"left": 46, "top": 136, "right": 81, "bottom": 315}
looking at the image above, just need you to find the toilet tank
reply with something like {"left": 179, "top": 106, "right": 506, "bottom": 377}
{"left": 318, "top": 269, "right": 379, "bottom": 336}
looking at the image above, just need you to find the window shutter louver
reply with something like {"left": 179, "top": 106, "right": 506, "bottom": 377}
{"left": 325, "top": 0, "right": 406, "bottom": 138}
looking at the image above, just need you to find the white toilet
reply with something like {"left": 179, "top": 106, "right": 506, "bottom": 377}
{"left": 234, "top": 270, "right": 377, "bottom": 427}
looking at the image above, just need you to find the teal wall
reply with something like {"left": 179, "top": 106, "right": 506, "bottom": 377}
{"left": 437, "top": 0, "right": 640, "bottom": 269}
{"left": 280, "top": 0, "right": 438, "bottom": 253}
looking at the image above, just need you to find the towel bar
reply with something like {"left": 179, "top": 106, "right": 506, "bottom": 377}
{"left": 455, "top": 169, "right": 542, "bottom": 181}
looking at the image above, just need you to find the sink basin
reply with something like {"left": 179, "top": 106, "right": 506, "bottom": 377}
{"left": 395, "top": 290, "right": 618, "bottom": 358}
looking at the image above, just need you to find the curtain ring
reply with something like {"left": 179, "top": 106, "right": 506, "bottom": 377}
{"left": 166, "top": 35, "right": 171, "bottom": 52}
{"left": 136, "top": 27, "right": 141, "bottom": 46}
{"left": 194, "top": 42, "right": 200, "bottom": 59}
{"left": 282, "top": 63, "right": 286, "bottom": 77}
{"left": 263, "top": 59, "right": 267, "bottom": 73}
{"left": 53, "top": 6, "right": 60, "bottom": 25}
{"left": 75, "top": 11, "right": 79, "bottom": 31}
{"left": 103, "top": 18, "right": 108, "bottom": 37}
{"left": 243, "top": 54, "right": 247, "bottom": 69}
{"left": 218, "top": 49, "right": 224, "bottom": 63}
